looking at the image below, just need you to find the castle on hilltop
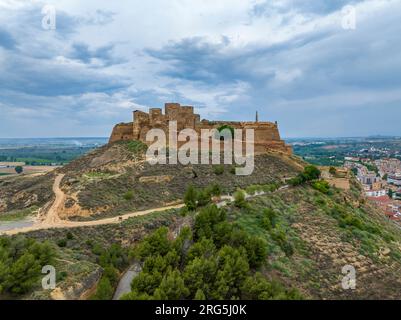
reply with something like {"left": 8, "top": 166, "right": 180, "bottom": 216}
{"left": 109, "top": 103, "right": 292, "bottom": 155}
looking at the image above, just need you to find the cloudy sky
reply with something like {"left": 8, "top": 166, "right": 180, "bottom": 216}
{"left": 0, "top": 0, "right": 400, "bottom": 138}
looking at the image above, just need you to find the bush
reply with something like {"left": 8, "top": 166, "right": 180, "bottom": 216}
{"left": 262, "top": 208, "right": 277, "bottom": 230}
{"left": 92, "top": 276, "right": 113, "bottom": 300}
{"left": 303, "top": 165, "right": 321, "bottom": 180}
{"left": 14, "top": 166, "right": 23, "bottom": 174}
{"left": 0, "top": 237, "right": 55, "bottom": 295}
{"left": 197, "top": 189, "right": 212, "bottom": 207}
{"left": 244, "top": 237, "right": 268, "bottom": 268}
{"left": 288, "top": 176, "right": 304, "bottom": 186}
{"left": 184, "top": 185, "right": 197, "bottom": 211}
{"left": 194, "top": 205, "right": 227, "bottom": 240}
{"left": 207, "top": 184, "right": 222, "bottom": 197}
{"left": 289, "top": 165, "right": 321, "bottom": 186}
{"left": 329, "top": 167, "right": 337, "bottom": 176}
{"left": 179, "top": 206, "right": 189, "bottom": 217}
{"left": 57, "top": 239, "right": 67, "bottom": 247}
{"left": 233, "top": 189, "right": 247, "bottom": 208}
{"left": 123, "top": 190, "right": 134, "bottom": 201}
{"left": 271, "top": 226, "right": 294, "bottom": 256}
{"left": 312, "top": 180, "right": 330, "bottom": 194}
{"left": 57, "top": 271, "right": 68, "bottom": 282}
{"left": 184, "top": 185, "right": 222, "bottom": 211}
{"left": 213, "top": 165, "right": 224, "bottom": 175}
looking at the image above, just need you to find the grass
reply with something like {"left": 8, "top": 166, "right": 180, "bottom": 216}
{"left": 245, "top": 183, "right": 280, "bottom": 195}
{"left": 119, "top": 140, "right": 148, "bottom": 154}
{"left": 0, "top": 206, "right": 38, "bottom": 221}
{"left": 83, "top": 172, "right": 115, "bottom": 180}
{"left": 16, "top": 158, "right": 63, "bottom": 164}
{"left": 0, "top": 173, "right": 12, "bottom": 176}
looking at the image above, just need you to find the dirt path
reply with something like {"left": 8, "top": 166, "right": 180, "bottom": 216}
{"left": 1, "top": 173, "right": 288, "bottom": 236}
{"left": 42, "top": 174, "right": 65, "bottom": 225}
{"left": 1, "top": 174, "right": 184, "bottom": 236}
{"left": 2, "top": 203, "right": 185, "bottom": 236}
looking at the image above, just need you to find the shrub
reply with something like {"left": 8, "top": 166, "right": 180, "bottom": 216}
{"left": 213, "top": 165, "right": 224, "bottom": 175}
{"left": 329, "top": 167, "right": 337, "bottom": 176}
{"left": 312, "top": 180, "right": 330, "bottom": 194}
{"left": 57, "top": 271, "right": 68, "bottom": 282}
{"left": 271, "top": 226, "right": 294, "bottom": 256}
{"left": 179, "top": 206, "right": 189, "bottom": 217}
{"left": 244, "top": 237, "right": 268, "bottom": 268}
{"left": 303, "top": 165, "right": 321, "bottom": 180}
{"left": 197, "top": 189, "right": 212, "bottom": 207}
{"left": 123, "top": 190, "right": 134, "bottom": 201}
{"left": 14, "top": 166, "right": 23, "bottom": 174}
{"left": 57, "top": 239, "right": 67, "bottom": 247}
{"left": 262, "top": 208, "right": 277, "bottom": 230}
{"left": 207, "top": 184, "right": 222, "bottom": 197}
{"left": 233, "top": 189, "right": 247, "bottom": 208}
{"left": 289, "top": 165, "right": 321, "bottom": 186}
{"left": 245, "top": 185, "right": 259, "bottom": 195}
{"left": 288, "top": 176, "right": 304, "bottom": 186}
{"left": 92, "top": 276, "right": 113, "bottom": 300}
{"left": 0, "top": 237, "right": 55, "bottom": 295}
{"left": 315, "top": 197, "right": 326, "bottom": 206}
{"left": 184, "top": 185, "right": 197, "bottom": 211}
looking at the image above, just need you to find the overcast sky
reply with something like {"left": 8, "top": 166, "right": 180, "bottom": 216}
{"left": 0, "top": 0, "right": 400, "bottom": 138}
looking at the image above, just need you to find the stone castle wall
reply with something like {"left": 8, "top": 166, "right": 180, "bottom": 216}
{"left": 109, "top": 103, "right": 292, "bottom": 154}
{"left": 109, "top": 122, "right": 134, "bottom": 143}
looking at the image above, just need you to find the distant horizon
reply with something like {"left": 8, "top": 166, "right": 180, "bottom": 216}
{"left": 0, "top": 135, "right": 401, "bottom": 141}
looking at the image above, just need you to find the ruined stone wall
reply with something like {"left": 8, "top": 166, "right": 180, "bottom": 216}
{"left": 109, "top": 103, "right": 292, "bottom": 155}
{"left": 109, "top": 122, "right": 134, "bottom": 143}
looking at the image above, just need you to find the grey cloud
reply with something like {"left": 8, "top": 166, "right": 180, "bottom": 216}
{"left": 69, "top": 42, "right": 126, "bottom": 67}
{"left": 0, "top": 28, "right": 17, "bottom": 49}
{"left": 251, "top": 0, "right": 364, "bottom": 17}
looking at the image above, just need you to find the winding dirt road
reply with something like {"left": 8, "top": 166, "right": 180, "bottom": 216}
{"left": 43, "top": 174, "right": 65, "bottom": 225}
{"left": 2, "top": 174, "right": 184, "bottom": 236}
{"left": 1, "top": 174, "right": 289, "bottom": 236}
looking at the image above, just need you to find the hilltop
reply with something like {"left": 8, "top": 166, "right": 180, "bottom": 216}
{"left": 0, "top": 140, "right": 302, "bottom": 221}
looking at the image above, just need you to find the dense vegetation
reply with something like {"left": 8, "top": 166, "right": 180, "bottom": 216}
{"left": 90, "top": 243, "right": 129, "bottom": 300}
{"left": 291, "top": 137, "right": 401, "bottom": 166}
{"left": 121, "top": 204, "right": 302, "bottom": 300}
{"left": 0, "top": 237, "right": 55, "bottom": 295}
{"left": 288, "top": 165, "right": 321, "bottom": 186}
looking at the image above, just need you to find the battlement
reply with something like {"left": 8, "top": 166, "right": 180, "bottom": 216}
{"left": 109, "top": 103, "right": 292, "bottom": 154}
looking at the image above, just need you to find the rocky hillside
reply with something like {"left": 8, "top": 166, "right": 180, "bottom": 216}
{"left": 0, "top": 141, "right": 303, "bottom": 220}
{"left": 2, "top": 141, "right": 401, "bottom": 300}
